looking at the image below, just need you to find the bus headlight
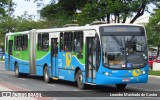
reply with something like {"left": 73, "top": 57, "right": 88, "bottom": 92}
{"left": 141, "top": 70, "right": 146, "bottom": 74}
{"left": 104, "top": 72, "right": 112, "bottom": 76}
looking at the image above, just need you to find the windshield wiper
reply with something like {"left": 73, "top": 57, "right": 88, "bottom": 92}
{"left": 110, "top": 35, "right": 122, "bottom": 46}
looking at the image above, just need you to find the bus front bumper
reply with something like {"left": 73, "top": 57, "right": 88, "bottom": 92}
{"left": 96, "top": 73, "right": 148, "bottom": 85}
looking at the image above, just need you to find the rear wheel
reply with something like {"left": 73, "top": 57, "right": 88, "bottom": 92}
{"left": 44, "top": 66, "right": 51, "bottom": 83}
{"left": 76, "top": 70, "right": 85, "bottom": 89}
{"left": 116, "top": 84, "right": 127, "bottom": 89}
{"left": 14, "top": 63, "right": 21, "bottom": 78}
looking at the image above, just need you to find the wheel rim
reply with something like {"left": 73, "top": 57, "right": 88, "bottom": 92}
{"left": 78, "top": 74, "right": 82, "bottom": 86}
{"left": 44, "top": 68, "right": 48, "bottom": 81}
{"left": 15, "top": 65, "right": 18, "bottom": 76}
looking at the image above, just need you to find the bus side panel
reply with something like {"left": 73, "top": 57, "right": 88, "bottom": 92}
{"left": 36, "top": 52, "right": 51, "bottom": 76}
{"left": 57, "top": 52, "right": 85, "bottom": 81}
{"left": 35, "top": 65, "right": 44, "bottom": 76}
{"left": 5, "top": 53, "right": 9, "bottom": 70}
{"left": 10, "top": 56, "right": 14, "bottom": 71}
{"left": 58, "top": 69, "right": 75, "bottom": 81}
{"left": 18, "top": 63, "right": 30, "bottom": 74}
{"left": 10, "top": 56, "right": 30, "bottom": 73}
{"left": 12, "top": 52, "right": 30, "bottom": 74}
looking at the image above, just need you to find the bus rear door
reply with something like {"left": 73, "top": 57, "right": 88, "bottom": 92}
{"left": 8, "top": 40, "right": 13, "bottom": 70}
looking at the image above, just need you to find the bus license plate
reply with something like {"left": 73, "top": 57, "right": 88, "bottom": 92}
{"left": 122, "top": 78, "right": 130, "bottom": 82}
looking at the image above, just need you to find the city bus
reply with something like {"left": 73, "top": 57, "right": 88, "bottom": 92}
{"left": 5, "top": 23, "right": 148, "bottom": 89}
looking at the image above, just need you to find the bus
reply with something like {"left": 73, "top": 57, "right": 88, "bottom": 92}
{"left": 5, "top": 23, "right": 148, "bottom": 89}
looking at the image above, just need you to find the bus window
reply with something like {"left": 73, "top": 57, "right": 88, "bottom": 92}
{"left": 38, "top": 33, "right": 42, "bottom": 51}
{"left": 5, "top": 37, "right": 8, "bottom": 51}
{"left": 74, "top": 31, "right": 83, "bottom": 53}
{"left": 60, "top": 32, "right": 64, "bottom": 51}
{"left": 14, "top": 35, "right": 28, "bottom": 51}
{"left": 64, "top": 32, "right": 73, "bottom": 52}
{"left": 42, "top": 33, "right": 49, "bottom": 51}
{"left": 23, "top": 35, "right": 28, "bottom": 50}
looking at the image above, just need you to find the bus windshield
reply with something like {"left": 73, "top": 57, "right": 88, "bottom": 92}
{"left": 101, "top": 35, "right": 147, "bottom": 69}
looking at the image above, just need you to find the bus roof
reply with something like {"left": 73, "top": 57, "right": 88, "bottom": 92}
{"left": 5, "top": 23, "right": 144, "bottom": 36}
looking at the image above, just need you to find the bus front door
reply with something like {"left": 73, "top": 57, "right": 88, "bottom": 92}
{"left": 8, "top": 40, "right": 13, "bottom": 70}
{"left": 51, "top": 38, "right": 58, "bottom": 78}
{"left": 86, "top": 37, "right": 96, "bottom": 84}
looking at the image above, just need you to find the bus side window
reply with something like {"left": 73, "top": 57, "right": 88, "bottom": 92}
{"left": 60, "top": 32, "right": 64, "bottom": 51}
{"left": 6, "top": 37, "right": 8, "bottom": 51}
{"left": 14, "top": 35, "right": 28, "bottom": 51}
{"left": 42, "top": 33, "right": 49, "bottom": 51}
{"left": 22, "top": 35, "right": 28, "bottom": 50}
{"left": 64, "top": 33, "right": 68, "bottom": 52}
{"left": 74, "top": 31, "right": 83, "bottom": 53}
{"left": 14, "top": 36, "right": 17, "bottom": 51}
{"left": 95, "top": 35, "right": 101, "bottom": 70}
{"left": 64, "top": 32, "right": 73, "bottom": 52}
{"left": 38, "top": 33, "right": 42, "bottom": 51}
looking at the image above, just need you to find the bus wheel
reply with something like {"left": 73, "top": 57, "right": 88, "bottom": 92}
{"left": 15, "top": 63, "right": 21, "bottom": 78}
{"left": 76, "top": 70, "right": 85, "bottom": 89}
{"left": 44, "top": 66, "right": 51, "bottom": 83}
{"left": 116, "top": 84, "right": 127, "bottom": 89}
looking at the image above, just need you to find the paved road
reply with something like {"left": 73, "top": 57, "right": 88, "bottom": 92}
{"left": 0, "top": 62, "right": 160, "bottom": 100}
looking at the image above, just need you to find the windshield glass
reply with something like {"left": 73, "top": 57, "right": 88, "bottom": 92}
{"left": 102, "top": 35, "right": 147, "bottom": 69}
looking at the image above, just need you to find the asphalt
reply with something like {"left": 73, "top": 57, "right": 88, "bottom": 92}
{"left": 0, "top": 61, "right": 160, "bottom": 100}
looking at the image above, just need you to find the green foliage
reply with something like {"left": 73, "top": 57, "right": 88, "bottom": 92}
{"left": 0, "top": 0, "right": 15, "bottom": 16}
{"left": 77, "top": 0, "right": 149, "bottom": 24}
{"left": 40, "top": 0, "right": 92, "bottom": 25}
{"left": 146, "top": 9, "right": 160, "bottom": 46}
{"left": 0, "top": 15, "right": 56, "bottom": 49}
{"left": 39, "top": 0, "right": 158, "bottom": 25}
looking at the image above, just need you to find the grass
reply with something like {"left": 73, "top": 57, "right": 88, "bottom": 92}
{"left": 149, "top": 70, "right": 160, "bottom": 76}
{"left": 0, "top": 58, "right": 4, "bottom": 61}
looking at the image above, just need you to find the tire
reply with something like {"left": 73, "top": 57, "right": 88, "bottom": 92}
{"left": 116, "top": 84, "right": 127, "bottom": 89}
{"left": 76, "top": 70, "right": 85, "bottom": 89}
{"left": 44, "top": 66, "right": 51, "bottom": 83}
{"left": 14, "top": 63, "right": 21, "bottom": 78}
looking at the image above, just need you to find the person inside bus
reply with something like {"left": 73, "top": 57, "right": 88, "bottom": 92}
{"left": 126, "top": 42, "right": 134, "bottom": 53}
{"left": 74, "top": 38, "right": 81, "bottom": 52}
{"left": 64, "top": 45, "right": 68, "bottom": 51}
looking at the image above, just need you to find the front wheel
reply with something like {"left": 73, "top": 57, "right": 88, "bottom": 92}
{"left": 44, "top": 66, "right": 51, "bottom": 83}
{"left": 116, "top": 84, "right": 127, "bottom": 89}
{"left": 76, "top": 70, "right": 85, "bottom": 89}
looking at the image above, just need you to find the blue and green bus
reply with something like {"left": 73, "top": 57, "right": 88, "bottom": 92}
{"left": 5, "top": 23, "right": 148, "bottom": 89}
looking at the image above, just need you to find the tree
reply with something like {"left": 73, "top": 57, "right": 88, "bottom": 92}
{"left": 0, "top": 15, "right": 55, "bottom": 51}
{"left": 77, "top": 0, "right": 159, "bottom": 24}
{"left": 0, "top": 0, "right": 15, "bottom": 16}
{"left": 146, "top": 9, "right": 160, "bottom": 46}
{"left": 38, "top": 0, "right": 160, "bottom": 25}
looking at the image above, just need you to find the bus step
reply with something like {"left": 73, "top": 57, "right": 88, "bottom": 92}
{"left": 52, "top": 77, "right": 58, "bottom": 80}
{"left": 86, "top": 82, "right": 96, "bottom": 85}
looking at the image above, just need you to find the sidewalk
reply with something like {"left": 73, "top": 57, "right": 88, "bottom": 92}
{"left": 0, "top": 82, "right": 37, "bottom": 100}
{"left": 0, "top": 61, "right": 4, "bottom": 63}
{"left": 0, "top": 82, "right": 52, "bottom": 100}
{"left": 0, "top": 85, "right": 11, "bottom": 91}
{"left": 149, "top": 75, "right": 160, "bottom": 78}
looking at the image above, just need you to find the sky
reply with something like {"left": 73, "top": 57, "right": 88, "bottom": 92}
{"left": 12, "top": 0, "right": 151, "bottom": 23}
{"left": 12, "top": 0, "right": 50, "bottom": 19}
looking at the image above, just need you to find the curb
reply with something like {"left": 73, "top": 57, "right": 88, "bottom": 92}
{"left": 149, "top": 75, "right": 160, "bottom": 78}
